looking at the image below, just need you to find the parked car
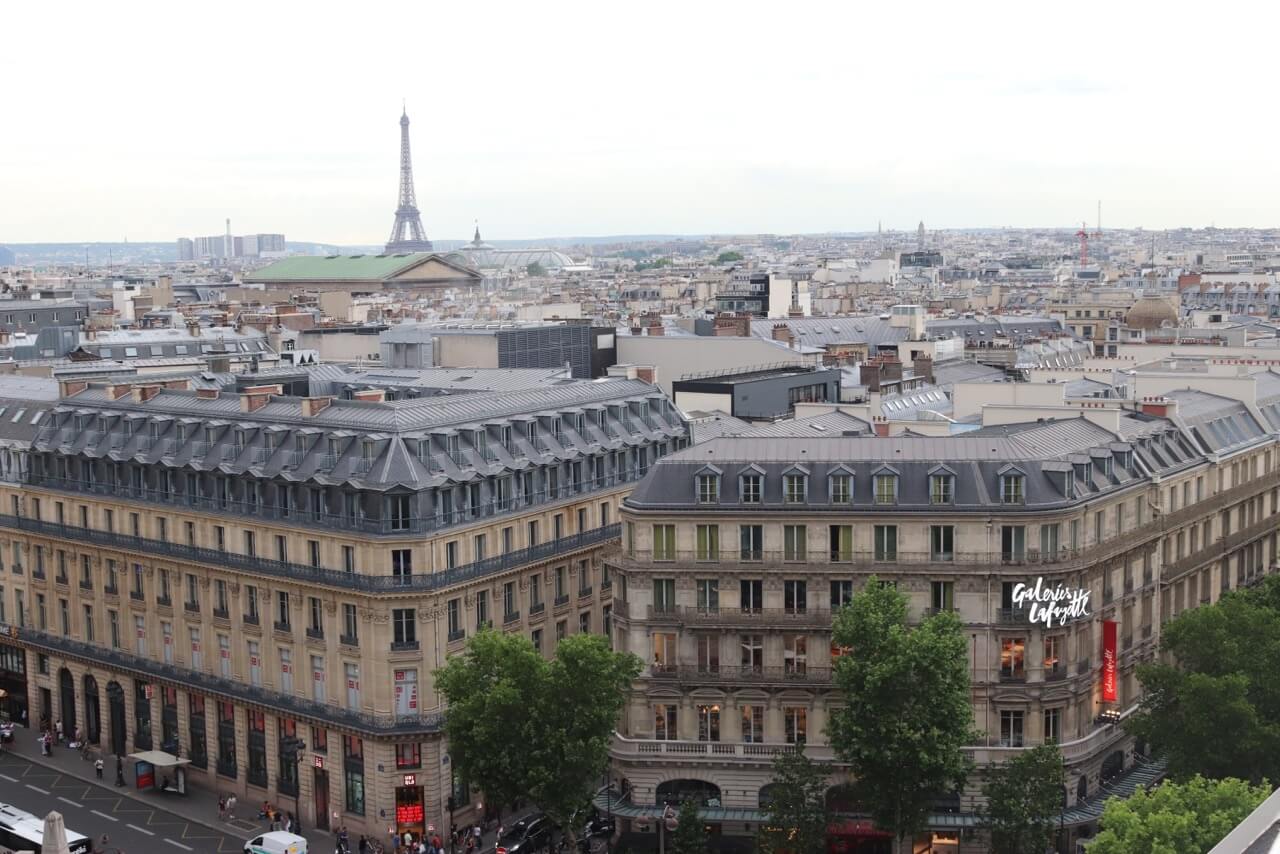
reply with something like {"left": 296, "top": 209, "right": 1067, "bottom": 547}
{"left": 0, "top": 721, "right": 14, "bottom": 743}
{"left": 496, "top": 815, "right": 552, "bottom": 854}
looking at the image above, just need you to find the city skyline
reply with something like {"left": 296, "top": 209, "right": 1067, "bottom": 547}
{"left": 3, "top": 0, "right": 1279, "bottom": 244}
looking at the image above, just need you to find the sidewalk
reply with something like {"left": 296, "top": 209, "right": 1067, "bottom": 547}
{"left": 1, "top": 727, "right": 332, "bottom": 852}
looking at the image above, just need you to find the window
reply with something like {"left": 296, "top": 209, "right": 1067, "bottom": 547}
{"left": 503, "top": 582, "right": 517, "bottom": 620}
{"left": 343, "top": 736, "right": 365, "bottom": 815}
{"left": 696, "top": 579, "right": 719, "bottom": 614}
{"left": 1040, "top": 524, "right": 1060, "bottom": 557}
{"left": 740, "top": 524, "right": 763, "bottom": 561}
{"left": 1044, "top": 707, "right": 1061, "bottom": 743}
{"left": 185, "top": 573, "right": 198, "bottom": 609}
{"left": 697, "top": 634, "right": 719, "bottom": 672}
{"left": 783, "top": 580, "right": 807, "bottom": 614}
{"left": 276, "top": 591, "right": 290, "bottom": 629}
{"left": 1043, "top": 635, "right": 1062, "bottom": 675}
{"left": 342, "top": 546, "right": 355, "bottom": 574}
{"left": 874, "top": 525, "right": 897, "bottom": 561}
{"left": 930, "top": 525, "right": 954, "bottom": 561}
{"left": 189, "top": 629, "right": 204, "bottom": 671}
{"left": 783, "top": 474, "right": 807, "bottom": 503}
{"left": 393, "top": 609, "right": 417, "bottom": 646}
{"left": 1001, "top": 526, "right": 1026, "bottom": 561}
{"left": 1000, "top": 710, "right": 1024, "bottom": 747}
{"left": 395, "top": 743, "right": 421, "bottom": 770}
{"left": 829, "top": 525, "right": 852, "bottom": 562}
{"left": 930, "top": 580, "right": 954, "bottom": 612}
{"left": 447, "top": 598, "right": 462, "bottom": 639}
{"left": 248, "top": 640, "right": 261, "bottom": 686}
{"left": 555, "top": 619, "right": 566, "bottom": 641}
{"left": 1001, "top": 474, "right": 1025, "bottom": 504}
{"left": 134, "top": 615, "right": 146, "bottom": 655}
{"left": 393, "top": 549, "right": 413, "bottom": 583}
{"left": 529, "top": 573, "right": 543, "bottom": 610}
{"left": 653, "top": 578, "right": 676, "bottom": 615}
{"left": 740, "top": 580, "right": 763, "bottom": 614}
{"left": 784, "top": 707, "right": 807, "bottom": 744}
{"left": 219, "top": 635, "right": 231, "bottom": 678}
{"left": 311, "top": 655, "right": 325, "bottom": 702}
{"left": 531, "top": 628, "right": 543, "bottom": 654}
{"left": 930, "top": 473, "right": 954, "bottom": 505}
{"left": 696, "top": 704, "right": 720, "bottom": 742}
{"left": 555, "top": 565, "right": 567, "bottom": 601}
{"left": 217, "top": 701, "right": 236, "bottom": 777}
{"left": 653, "top": 525, "right": 676, "bottom": 561}
{"left": 696, "top": 474, "right": 719, "bottom": 504}
{"left": 740, "top": 633, "right": 763, "bottom": 672}
{"left": 83, "top": 604, "right": 94, "bottom": 642}
{"left": 476, "top": 590, "right": 489, "bottom": 628}
{"left": 829, "top": 474, "right": 851, "bottom": 504}
{"left": 654, "top": 704, "right": 677, "bottom": 740}
{"left": 784, "top": 634, "right": 807, "bottom": 674}
{"left": 740, "top": 474, "right": 762, "bottom": 504}
{"left": 1000, "top": 638, "right": 1026, "bottom": 680}
{"left": 873, "top": 473, "right": 897, "bottom": 505}
{"left": 344, "top": 662, "right": 361, "bottom": 710}
{"left": 342, "top": 603, "right": 358, "bottom": 642}
{"left": 695, "top": 524, "right": 719, "bottom": 561}
{"left": 830, "top": 580, "right": 853, "bottom": 608}
{"left": 783, "top": 525, "right": 807, "bottom": 561}
{"left": 741, "top": 704, "right": 764, "bottom": 743}
{"left": 247, "top": 710, "right": 267, "bottom": 787}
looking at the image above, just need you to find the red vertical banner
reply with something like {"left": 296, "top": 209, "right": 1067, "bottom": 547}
{"left": 1101, "top": 620, "right": 1118, "bottom": 703}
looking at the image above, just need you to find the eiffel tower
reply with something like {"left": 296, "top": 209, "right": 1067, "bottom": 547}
{"left": 385, "top": 107, "right": 434, "bottom": 253}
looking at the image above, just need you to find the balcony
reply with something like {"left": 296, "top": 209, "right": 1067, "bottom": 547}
{"left": 658, "top": 605, "right": 835, "bottom": 628}
{"left": 103, "top": 585, "right": 119, "bottom": 597}
{"left": 650, "top": 665, "right": 832, "bottom": 685}
{"left": 529, "top": 602, "right": 545, "bottom": 616}
{"left": 129, "top": 590, "right": 144, "bottom": 602}
{"left": 1043, "top": 665, "right": 1068, "bottom": 682}
{"left": 156, "top": 596, "right": 172, "bottom": 609}
{"left": 79, "top": 579, "right": 93, "bottom": 591}
{"left": 996, "top": 608, "right": 1031, "bottom": 624}
{"left": 447, "top": 629, "right": 466, "bottom": 643}
{"left": 578, "top": 586, "right": 593, "bottom": 599}
{"left": 212, "top": 608, "right": 230, "bottom": 621}
{"left": 184, "top": 601, "right": 200, "bottom": 614}
{"left": 999, "top": 669, "right": 1026, "bottom": 683}
{"left": 1076, "top": 658, "right": 1091, "bottom": 675}
{"left": 503, "top": 611, "right": 520, "bottom": 625}
{"left": 273, "top": 621, "right": 292, "bottom": 635}
{"left": 305, "top": 627, "right": 324, "bottom": 641}
{"left": 391, "top": 640, "right": 421, "bottom": 652}
{"left": 0, "top": 511, "right": 622, "bottom": 594}
{"left": 339, "top": 635, "right": 359, "bottom": 648}
{"left": 243, "top": 613, "right": 260, "bottom": 626}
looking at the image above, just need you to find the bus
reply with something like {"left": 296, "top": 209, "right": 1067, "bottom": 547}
{"left": 0, "top": 801, "right": 91, "bottom": 854}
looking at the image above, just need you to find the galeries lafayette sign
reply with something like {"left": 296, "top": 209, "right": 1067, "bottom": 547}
{"left": 1011, "top": 578, "right": 1092, "bottom": 628}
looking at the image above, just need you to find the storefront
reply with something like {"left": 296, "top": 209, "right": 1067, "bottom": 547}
{"left": 0, "top": 640, "right": 28, "bottom": 725}
{"left": 396, "top": 775, "right": 426, "bottom": 840}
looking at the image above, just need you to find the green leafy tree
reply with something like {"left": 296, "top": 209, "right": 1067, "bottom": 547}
{"left": 827, "top": 578, "right": 975, "bottom": 843}
{"left": 715, "top": 251, "right": 744, "bottom": 264}
{"left": 757, "top": 750, "right": 831, "bottom": 854}
{"left": 981, "top": 744, "right": 1064, "bottom": 854}
{"left": 1127, "top": 574, "right": 1280, "bottom": 783}
{"left": 435, "top": 630, "right": 641, "bottom": 845}
{"left": 669, "top": 799, "right": 708, "bottom": 854}
{"left": 1088, "top": 775, "right": 1269, "bottom": 854}
{"left": 526, "top": 261, "right": 546, "bottom": 277}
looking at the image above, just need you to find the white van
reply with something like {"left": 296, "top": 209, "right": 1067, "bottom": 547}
{"left": 245, "top": 830, "right": 309, "bottom": 854}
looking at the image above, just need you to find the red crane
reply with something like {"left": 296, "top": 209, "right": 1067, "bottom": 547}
{"left": 1076, "top": 221, "right": 1089, "bottom": 267}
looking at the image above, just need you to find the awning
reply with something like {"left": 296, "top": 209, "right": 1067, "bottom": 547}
{"left": 128, "top": 750, "right": 191, "bottom": 768}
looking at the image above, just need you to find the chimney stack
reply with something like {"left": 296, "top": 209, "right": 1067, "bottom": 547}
{"left": 301, "top": 396, "right": 334, "bottom": 417}
{"left": 352, "top": 389, "right": 386, "bottom": 403}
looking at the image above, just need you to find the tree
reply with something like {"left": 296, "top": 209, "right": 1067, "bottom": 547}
{"left": 669, "top": 799, "right": 708, "bottom": 854}
{"left": 827, "top": 578, "right": 975, "bottom": 843}
{"left": 1127, "top": 574, "right": 1280, "bottom": 783}
{"left": 981, "top": 744, "right": 1064, "bottom": 854}
{"left": 1088, "top": 775, "right": 1269, "bottom": 854}
{"left": 526, "top": 262, "right": 546, "bottom": 277}
{"left": 757, "top": 750, "right": 831, "bottom": 854}
{"left": 715, "top": 251, "right": 743, "bottom": 264}
{"left": 435, "top": 630, "right": 642, "bottom": 846}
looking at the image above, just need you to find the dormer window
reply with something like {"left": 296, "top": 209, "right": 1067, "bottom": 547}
{"left": 1099, "top": 456, "right": 1113, "bottom": 478}
{"left": 696, "top": 473, "right": 719, "bottom": 504}
{"left": 741, "top": 473, "right": 762, "bottom": 504}
{"left": 873, "top": 473, "right": 897, "bottom": 505}
{"left": 929, "top": 474, "right": 954, "bottom": 505}
{"left": 829, "top": 474, "right": 851, "bottom": 504}
{"left": 1063, "top": 470, "right": 1075, "bottom": 496}
{"left": 783, "top": 474, "right": 807, "bottom": 504}
{"left": 1001, "top": 474, "right": 1025, "bottom": 505}
{"left": 526, "top": 422, "right": 537, "bottom": 444}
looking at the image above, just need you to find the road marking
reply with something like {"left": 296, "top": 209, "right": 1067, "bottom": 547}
{"left": 58, "top": 796, "right": 84, "bottom": 808}
{"left": 91, "top": 810, "right": 119, "bottom": 822}
{"left": 127, "top": 823, "right": 156, "bottom": 836}
{"left": 0, "top": 773, "right": 17, "bottom": 782}
{"left": 25, "top": 784, "right": 50, "bottom": 794}
{"left": 164, "top": 840, "right": 193, "bottom": 851}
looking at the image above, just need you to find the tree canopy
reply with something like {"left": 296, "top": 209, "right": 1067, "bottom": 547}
{"left": 526, "top": 261, "right": 546, "bottom": 277}
{"left": 1127, "top": 574, "right": 1280, "bottom": 783}
{"left": 669, "top": 799, "right": 708, "bottom": 854}
{"left": 715, "top": 251, "right": 744, "bottom": 264}
{"left": 1087, "top": 776, "right": 1269, "bottom": 854}
{"left": 757, "top": 750, "right": 831, "bottom": 854}
{"left": 981, "top": 744, "right": 1065, "bottom": 854}
{"left": 826, "top": 578, "right": 975, "bottom": 840}
{"left": 435, "top": 629, "right": 642, "bottom": 840}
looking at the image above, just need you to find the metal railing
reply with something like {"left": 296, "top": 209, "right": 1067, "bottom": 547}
{"left": 650, "top": 665, "right": 832, "bottom": 684}
{"left": 659, "top": 605, "right": 835, "bottom": 627}
{"left": 4, "top": 625, "right": 445, "bottom": 735}
{"left": 0, "top": 513, "right": 620, "bottom": 594}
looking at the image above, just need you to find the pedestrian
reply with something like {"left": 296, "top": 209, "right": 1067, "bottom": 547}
{"left": 227, "top": 794, "right": 238, "bottom": 820}
{"left": 55, "top": 718, "right": 63, "bottom": 742}
{"left": 115, "top": 754, "right": 125, "bottom": 787}
{"left": 218, "top": 796, "right": 226, "bottom": 822}
{"left": 359, "top": 836, "right": 371, "bottom": 854}
{"left": 95, "top": 756, "right": 104, "bottom": 779}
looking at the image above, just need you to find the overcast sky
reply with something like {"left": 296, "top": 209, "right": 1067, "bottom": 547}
{"left": 3, "top": 0, "right": 1277, "bottom": 244}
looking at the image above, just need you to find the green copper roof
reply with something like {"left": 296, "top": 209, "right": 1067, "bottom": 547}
{"left": 246, "top": 253, "right": 432, "bottom": 282}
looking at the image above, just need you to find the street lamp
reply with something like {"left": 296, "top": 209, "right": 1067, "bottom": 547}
{"left": 281, "top": 736, "right": 306, "bottom": 833}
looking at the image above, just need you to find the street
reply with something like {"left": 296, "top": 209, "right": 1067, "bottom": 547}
{"left": 0, "top": 750, "right": 248, "bottom": 853}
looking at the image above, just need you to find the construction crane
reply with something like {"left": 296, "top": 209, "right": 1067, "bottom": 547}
{"left": 1076, "top": 221, "right": 1089, "bottom": 267}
